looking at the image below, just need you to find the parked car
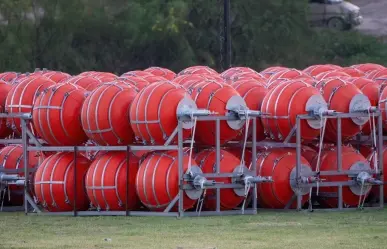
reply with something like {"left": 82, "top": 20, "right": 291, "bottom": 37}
{"left": 308, "top": 0, "right": 363, "bottom": 30}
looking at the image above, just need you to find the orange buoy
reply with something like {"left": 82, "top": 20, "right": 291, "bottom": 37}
{"left": 261, "top": 80, "right": 328, "bottom": 141}
{"left": 315, "top": 71, "right": 350, "bottom": 80}
{"left": 81, "top": 81, "right": 137, "bottom": 146}
{"left": 378, "top": 84, "right": 387, "bottom": 132}
{"left": 42, "top": 71, "right": 71, "bottom": 83}
{"left": 32, "top": 83, "right": 88, "bottom": 146}
{"left": 130, "top": 81, "right": 196, "bottom": 145}
{"left": 121, "top": 70, "right": 153, "bottom": 78}
{"left": 189, "top": 80, "right": 246, "bottom": 145}
{"left": 339, "top": 67, "right": 365, "bottom": 77}
{"left": 226, "top": 72, "right": 265, "bottom": 84}
{"left": 256, "top": 149, "right": 313, "bottom": 208}
{"left": 268, "top": 69, "right": 307, "bottom": 83}
{"left": 136, "top": 150, "right": 200, "bottom": 211}
{"left": 221, "top": 67, "right": 258, "bottom": 79}
{"left": 144, "top": 67, "right": 176, "bottom": 80}
{"left": 178, "top": 66, "right": 218, "bottom": 76}
{"left": 347, "top": 78, "right": 379, "bottom": 136}
{"left": 65, "top": 76, "right": 103, "bottom": 91}
{"left": 311, "top": 146, "right": 371, "bottom": 208}
{"left": 226, "top": 147, "right": 253, "bottom": 166}
{"left": 34, "top": 152, "right": 91, "bottom": 212}
{"left": 231, "top": 79, "right": 267, "bottom": 141}
{"left": 0, "top": 145, "right": 43, "bottom": 205}
{"left": 174, "top": 75, "right": 207, "bottom": 88}
{"left": 0, "top": 81, "right": 12, "bottom": 138}
{"left": 85, "top": 152, "right": 140, "bottom": 211}
{"left": 314, "top": 78, "right": 371, "bottom": 141}
{"left": 372, "top": 68, "right": 387, "bottom": 79}
{"left": 303, "top": 64, "right": 341, "bottom": 77}
{"left": 194, "top": 149, "right": 244, "bottom": 210}
{"left": 0, "top": 72, "right": 19, "bottom": 83}
{"left": 301, "top": 146, "right": 318, "bottom": 164}
{"left": 5, "top": 76, "right": 56, "bottom": 135}
{"left": 118, "top": 76, "right": 149, "bottom": 91}
{"left": 352, "top": 63, "right": 384, "bottom": 73}
{"left": 142, "top": 75, "right": 167, "bottom": 84}
{"left": 260, "top": 66, "right": 287, "bottom": 79}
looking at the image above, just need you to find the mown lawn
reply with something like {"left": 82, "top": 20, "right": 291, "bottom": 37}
{"left": 0, "top": 210, "right": 386, "bottom": 249}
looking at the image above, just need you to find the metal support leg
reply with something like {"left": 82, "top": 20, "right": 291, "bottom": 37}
{"left": 296, "top": 118, "right": 302, "bottom": 210}
{"left": 21, "top": 118, "right": 29, "bottom": 215}
{"left": 252, "top": 118, "right": 257, "bottom": 213}
{"left": 377, "top": 113, "right": 384, "bottom": 208}
{"left": 125, "top": 146, "right": 130, "bottom": 216}
{"left": 337, "top": 118, "right": 343, "bottom": 210}
{"left": 177, "top": 121, "right": 184, "bottom": 218}
{"left": 73, "top": 146, "right": 78, "bottom": 217}
{"left": 216, "top": 119, "right": 221, "bottom": 212}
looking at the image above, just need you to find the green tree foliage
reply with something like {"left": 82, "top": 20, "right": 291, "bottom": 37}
{"left": 0, "top": 0, "right": 386, "bottom": 75}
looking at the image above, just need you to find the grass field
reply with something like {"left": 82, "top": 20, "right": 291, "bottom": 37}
{"left": 1, "top": 210, "right": 387, "bottom": 249}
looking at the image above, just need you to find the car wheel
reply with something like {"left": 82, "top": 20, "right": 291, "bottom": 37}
{"left": 327, "top": 17, "right": 349, "bottom": 31}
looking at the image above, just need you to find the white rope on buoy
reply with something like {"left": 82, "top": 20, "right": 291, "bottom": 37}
{"left": 240, "top": 112, "right": 250, "bottom": 171}
{"left": 368, "top": 108, "right": 378, "bottom": 173}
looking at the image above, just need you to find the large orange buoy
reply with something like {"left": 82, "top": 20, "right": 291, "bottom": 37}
{"left": 261, "top": 80, "right": 329, "bottom": 141}
{"left": 121, "top": 70, "right": 153, "bottom": 78}
{"left": 226, "top": 147, "right": 253, "bottom": 166}
{"left": 231, "top": 79, "right": 267, "bottom": 141}
{"left": 226, "top": 72, "right": 266, "bottom": 84}
{"left": 0, "top": 72, "right": 19, "bottom": 83}
{"left": 339, "top": 67, "right": 365, "bottom": 77}
{"left": 81, "top": 81, "right": 137, "bottom": 146}
{"left": 5, "top": 76, "right": 56, "bottom": 135}
{"left": 260, "top": 66, "right": 287, "bottom": 79}
{"left": 189, "top": 80, "right": 246, "bottom": 145}
{"left": 372, "top": 68, "right": 387, "bottom": 79}
{"left": 118, "top": 76, "right": 149, "bottom": 91}
{"left": 347, "top": 78, "right": 379, "bottom": 136}
{"left": 85, "top": 152, "right": 139, "bottom": 211}
{"left": 64, "top": 76, "right": 103, "bottom": 91}
{"left": 32, "top": 83, "right": 88, "bottom": 146}
{"left": 178, "top": 66, "right": 218, "bottom": 76}
{"left": 144, "top": 67, "right": 176, "bottom": 80}
{"left": 221, "top": 67, "right": 258, "bottom": 79}
{"left": 130, "top": 81, "right": 198, "bottom": 145}
{"left": 268, "top": 69, "right": 307, "bottom": 84}
{"left": 312, "top": 146, "right": 372, "bottom": 208}
{"left": 315, "top": 71, "right": 350, "bottom": 81}
{"left": 194, "top": 149, "right": 244, "bottom": 210}
{"left": 255, "top": 149, "right": 313, "bottom": 208}
{"left": 0, "top": 145, "right": 43, "bottom": 205}
{"left": 136, "top": 150, "right": 200, "bottom": 211}
{"left": 303, "top": 64, "right": 341, "bottom": 77}
{"left": 301, "top": 146, "right": 318, "bottom": 164}
{"left": 365, "top": 146, "right": 387, "bottom": 201}
{"left": 34, "top": 152, "right": 91, "bottom": 212}
{"left": 141, "top": 75, "right": 167, "bottom": 84}
{"left": 41, "top": 71, "right": 71, "bottom": 83}
{"left": 351, "top": 63, "right": 384, "bottom": 73}
{"left": 0, "top": 80, "right": 12, "bottom": 138}
{"left": 314, "top": 78, "right": 371, "bottom": 141}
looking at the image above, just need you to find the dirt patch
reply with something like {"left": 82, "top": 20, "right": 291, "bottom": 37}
{"left": 352, "top": 0, "right": 387, "bottom": 37}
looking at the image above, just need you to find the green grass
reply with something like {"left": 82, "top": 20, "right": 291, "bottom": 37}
{"left": 1, "top": 210, "right": 387, "bottom": 249}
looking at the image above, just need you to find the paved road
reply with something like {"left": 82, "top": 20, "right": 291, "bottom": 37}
{"left": 352, "top": 0, "right": 387, "bottom": 37}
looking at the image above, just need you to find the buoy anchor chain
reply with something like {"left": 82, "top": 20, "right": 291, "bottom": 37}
{"left": 356, "top": 172, "right": 383, "bottom": 185}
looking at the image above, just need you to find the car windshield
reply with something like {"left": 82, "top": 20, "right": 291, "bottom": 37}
{"left": 327, "top": 0, "right": 343, "bottom": 3}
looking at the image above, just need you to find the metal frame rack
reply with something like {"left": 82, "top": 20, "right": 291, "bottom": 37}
{"left": 0, "top": 110, "right": 385, "bottom": 217}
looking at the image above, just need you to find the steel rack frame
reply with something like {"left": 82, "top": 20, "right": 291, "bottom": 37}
{"left": 8, "top": 113, "right": 263, "bottom": 217}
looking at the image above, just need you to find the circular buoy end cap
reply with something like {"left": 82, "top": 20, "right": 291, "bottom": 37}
{"left": 349, "top": 161, "right": 372, "bottom": 196}
{"left": 290, "top": 165, "right": 313, "bottom": 196}
{"left": 231, "top": 165, "right": 251, "bottom": 197}
{"left": 185, "top": 165, "right": 205, "bottom": 200}
{"left": 176, "top": 97, "right": 198, "bottom": 129}
{"left": 226, "top": 95, "right": 248, "bottom": 130}
{"left": 305, "top": 95, "right": 328, "bottom": 129}
{"left": 349, "top": 94, "right": 371, "bottom": 126}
